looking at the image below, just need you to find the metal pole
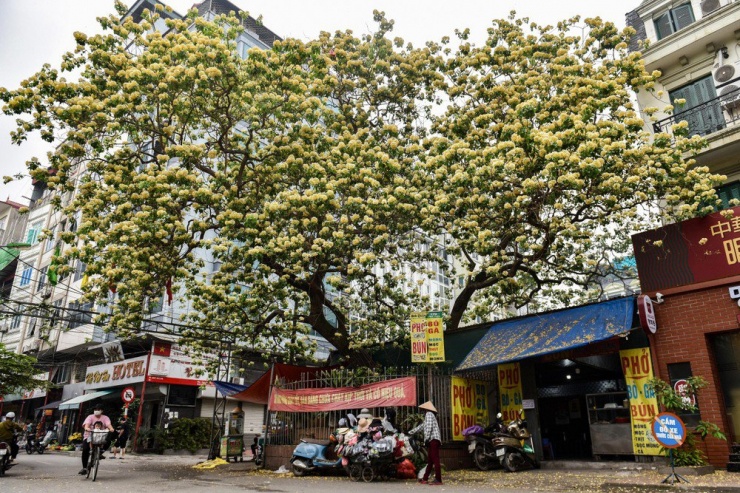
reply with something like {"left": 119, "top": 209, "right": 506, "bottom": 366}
{"left": 132, "top": 343, "right": 153, "bottom": 453}
{"left": 261, "top": 361, "right": 276, "bottom": 469}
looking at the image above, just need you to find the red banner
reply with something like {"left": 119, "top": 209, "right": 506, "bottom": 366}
{"left": 269, "top": 376, "right": 417, "bottom": 412}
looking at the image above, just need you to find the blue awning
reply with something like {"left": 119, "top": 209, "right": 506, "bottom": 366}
{"left": 457, "top": 297, "right": 636, "bottom": 372}
{"left": 212, "top": 380, "right": 248, "bottom": 397}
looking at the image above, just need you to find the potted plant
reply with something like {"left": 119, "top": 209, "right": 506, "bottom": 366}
{"left": 647, "top": 376, "right": 726, "bottom": 473}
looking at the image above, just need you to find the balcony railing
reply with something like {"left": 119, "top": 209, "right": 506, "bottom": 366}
{"left": 653, "top": 85, "right": 740, "bottom": 136}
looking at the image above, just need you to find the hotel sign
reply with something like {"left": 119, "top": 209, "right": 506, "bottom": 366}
{"left": 85, "top": 355, "right": 147, "bottom": 390}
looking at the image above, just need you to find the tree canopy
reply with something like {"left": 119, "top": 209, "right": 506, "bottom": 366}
{"left": 0, "top": 6, "right": 723, "bottom": 364}
{"left": 420, "top": 15, "right": 722, "bottom": 328}
{"left": 0, "top": 343, "right": 47, "bottom": 396}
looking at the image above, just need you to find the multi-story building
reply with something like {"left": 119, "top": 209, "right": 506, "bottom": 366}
{"left": 627, "top": 0, "right": 740, "bottom": 205}
{"left": 626, "top": 0, "right": 740, "bottom": 469}
{"left": 0, "top": 199, "right": 28, "bottom": 299}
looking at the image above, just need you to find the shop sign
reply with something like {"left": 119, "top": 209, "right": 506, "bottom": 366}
{"left": 620, "top": 348, "right": 662, "bottom": 456}
{"left": 451, "top": 377, "right": 489, "bottom": 440}
{"left": 410, "top": 311, "right": 446, "bottom": 363}
{"left": 146, "top": 342, "right": 212, "bottom": 386}
{"left": 650, "top": 412, "right": 686, "bottom": 448}
{"left": 269, "top": 376, "right": 417, "bottom": 412}
{"left": 632, "top": 205, "right": 740, "bottom": 292}
{"left": 22, "top": 372, "right": 49, "bottom": 399}
{"left": 637, "top": 295, "right": 657, "bottom": 334}
{"left": 673, "top": 379, "right": 696, "bottom": 407}
{"left": 498, "top": 362, "right": 523, "bottom": 422}
{"left": 85, "top": 355, "right": 147, "bottom": 390}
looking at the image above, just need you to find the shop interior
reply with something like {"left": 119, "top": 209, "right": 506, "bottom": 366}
{"left": 535, "top": 353, "right": 630, "bottom": 460}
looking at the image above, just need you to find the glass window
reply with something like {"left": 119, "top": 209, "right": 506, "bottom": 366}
{"left": 654, "top": 3, "right": 695, "bottom": 40}
{"left": 26, "top": 220, "right": 43, "bottom": 245}
{"left": 37, "top": 266, "right": 48, "bottom": 292}
{"left": 19, "top": 266, "right": 33, "bottom": 287}
{"left": 716, "top": 181, "right": 740, "bottom": 210}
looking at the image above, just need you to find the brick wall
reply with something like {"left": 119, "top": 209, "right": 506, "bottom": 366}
{"left": 652, "top": 284, "right": 738, "bottom": 467}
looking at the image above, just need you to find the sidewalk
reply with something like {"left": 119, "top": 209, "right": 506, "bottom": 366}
{"left": 228, "top": 459, "right": 740, "bottom": 492}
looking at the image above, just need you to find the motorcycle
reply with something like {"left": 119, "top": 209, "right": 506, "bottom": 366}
{"left": 463, "top": 414, "right": 506, "bottom": 471}
{"left": 492, "top": 413, "right": 540, "bottom": 472}
{"left": 290, "top": 437, "right": 344, "bottom": 476}
{"left": 25, "top": 432, "right": 48, "bottom": 454}
{"left": 0, "top": 436, "right": 16, "bottom": 477}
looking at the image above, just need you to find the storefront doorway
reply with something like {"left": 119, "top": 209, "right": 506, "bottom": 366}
{"left": 535, "top": 353, "right": 628, "bottom": 460}
{"left": 710, "top": 330, "right": 740, "bottom": 443}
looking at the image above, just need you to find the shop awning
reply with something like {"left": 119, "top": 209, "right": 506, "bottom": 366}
{"left": 37, "top": 400, "right": 62, "bottom": 410}
{"left": 212, "top": 380, "right": 248, "bottom": 397}
{"left": 58, "top": 390, "right": 113, "bottom": 410}
{"left": 231, "top": 363, "right": 335, "bottom": 405}
{"left": 457, "top": 297, "right": 636, "bottom": 372}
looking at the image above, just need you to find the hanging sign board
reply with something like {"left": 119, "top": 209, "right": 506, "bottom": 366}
{"left": 450, "top": 377, "right": 489, "bottom": 440}
{"left": 410, "top": 311, "right": 446, "bottom": 363}
{"left": 620, "top": 347, "right": 662, "bottom": 456}
{"left": 498, "top": 362, "right": 523, "bottom": 422}
{"left": 270, "top": 376, "right": 417, "bottom": 412}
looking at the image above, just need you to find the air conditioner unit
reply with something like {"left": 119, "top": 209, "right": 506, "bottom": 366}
{"left": 719, "top": 83, "right": 740, "bottom": 111}
{"left": 713, "top": 45, "right": 740, "bottom": 88}
{"left": 231, "top": 376, "right": 245, "bottom": 385}
{"left": 701, "top": 0, "right": 725, "bottom": 16}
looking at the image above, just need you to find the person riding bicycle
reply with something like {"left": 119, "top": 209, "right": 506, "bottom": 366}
{"left": 78, "top": 404, "right": 114, "bottom": 475}
{"left": 0, "top": 412, "right": 23, "bottom": 461}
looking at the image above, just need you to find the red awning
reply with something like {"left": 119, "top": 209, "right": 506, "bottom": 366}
{"left": 230, "top": 363, "right": 331, "bottom": 405}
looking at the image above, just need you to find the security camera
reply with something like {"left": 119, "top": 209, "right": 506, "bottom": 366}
{"left": 654, "top": 292, "right": 664, "bottom": 304}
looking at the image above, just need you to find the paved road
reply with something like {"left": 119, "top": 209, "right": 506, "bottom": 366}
{"left": 0, "top": 453, "right": 543, "bottom": 493}
{"left": 2, "top": 453, "right": 738, "bottom": 492}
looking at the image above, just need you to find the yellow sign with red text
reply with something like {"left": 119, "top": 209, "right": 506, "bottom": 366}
{"left": 451, "top": 377, "right": 489, "bottom": 440}
{"left": 498, "top": 362, "right": 523, "bottom": 422}
{"left": 620, "top": 348, "right": 662, "bottom": 456}
{"left": 410, "top": 311, "right": 446, "bottom": 363}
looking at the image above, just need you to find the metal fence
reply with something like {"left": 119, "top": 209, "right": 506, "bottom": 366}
{"left": 265, "top": 366, "right": 498, "bottom": 445}
{"left": 652, "top": 85, "right": 740, "bottom": 136}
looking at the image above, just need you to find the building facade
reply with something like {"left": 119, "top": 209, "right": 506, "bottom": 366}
{"left": 626, "top": 0, "right": 740, "bottom": 469}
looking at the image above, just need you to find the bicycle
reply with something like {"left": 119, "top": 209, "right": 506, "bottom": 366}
{"left": 86, "top": 430, "right": 109, "bottom": 481}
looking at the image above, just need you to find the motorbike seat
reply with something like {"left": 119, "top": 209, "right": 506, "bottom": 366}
{"left": 300, "top": 438, "right": 332, "bottom": 447}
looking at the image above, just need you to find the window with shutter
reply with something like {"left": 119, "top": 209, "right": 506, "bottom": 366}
{"left": 670, "top": 75, "right": 724, "bottom": 136}
{"left": 654, "top": 3, "right": 696, "bottom": 40}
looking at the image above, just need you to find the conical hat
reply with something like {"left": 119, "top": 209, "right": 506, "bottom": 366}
{"left": 418, "top": 401, "right": 437, "bottom": 413}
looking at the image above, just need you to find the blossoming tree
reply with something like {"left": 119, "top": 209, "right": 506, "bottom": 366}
{"left": 0, "top": 6, "right": 434, "bottom": 365}
{"left": 420, "top": 15, "right": 723, "bottom": 330}
{"left": 0, "top": 6, "right": 724, "bottom": 363}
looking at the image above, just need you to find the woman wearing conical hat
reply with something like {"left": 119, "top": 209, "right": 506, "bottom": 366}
{"left": 408, "top": 401, "right": 442, "bottom": 485}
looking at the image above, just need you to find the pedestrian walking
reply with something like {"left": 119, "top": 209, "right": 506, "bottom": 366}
{"left": 409, "top": 401, "right": 442, "bottom": 486}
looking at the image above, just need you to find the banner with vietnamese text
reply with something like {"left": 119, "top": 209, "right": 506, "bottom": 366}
{"left": 269, "top": 376, "right": 417, "bottom": 412}
{"left": 620, "top": 347, "right": 662, "bottom": 456}
{"left": 451, "top": 376, "right": 489, "bottom": 440}
{"left": 498, "top": 362, "right": 523, "bottom": 422}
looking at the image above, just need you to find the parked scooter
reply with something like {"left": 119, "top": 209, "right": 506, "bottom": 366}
{"left": 463, "top": 413, "right": 506, "bottom": 471}
{"left": 492, "top": 413, "right": 539, "bottom": 472}
{"left": 290, "top": 438, "right": 344, "bottom": 476}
